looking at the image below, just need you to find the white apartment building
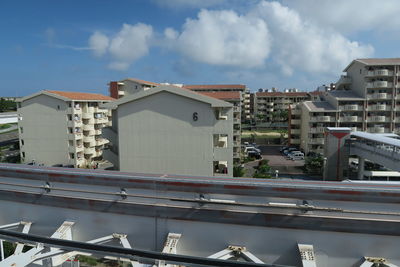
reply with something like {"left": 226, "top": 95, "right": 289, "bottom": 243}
{"left": 102, "top": 85, "right": 233, "bottom": 176}
{"left": 18, "top": 90, "right": 113, "bottom": 167}
{"left": 289, "top": 58, "right": 400, "bottom": 155}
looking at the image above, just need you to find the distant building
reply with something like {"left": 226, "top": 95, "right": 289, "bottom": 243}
{"left": 102, "top": 85, "right": 233, "bottom": 176}
{"left": 184, "top": 84, "right": 251, "bottom": 122}
{"left": 17, "top": 90, "right": 113, "bottom": 167}
{"left": 289, "top": 58, "right": 400, "bottom": 155}
{"left": 254, "top": 91, "right": 310, "bottom": 122}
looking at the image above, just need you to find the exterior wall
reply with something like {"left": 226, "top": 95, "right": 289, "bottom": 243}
{"left": 116, "top": 91, "right": 233, "bottom": 176}
{"left": 116, "top": 80, "right": 156, "bottom": 97}
{"left": 18, "top": 95, "right": 69, "bottom": 165}
{"left": 346, "top": 61, "right": 367, "bottom": 97}
{"left": 109, "top": 81, "right": 119, "bottom": 99}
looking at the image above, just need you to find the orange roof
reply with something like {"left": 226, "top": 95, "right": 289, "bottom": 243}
{"left": 196, "top": 92, "right": 240, "bottom": 100}
{"left": 197, "top": 91, "right": 241, "bottom": 100}
{"left": 256, "top": 92, "right": 308, "bottom": 97}
{"left": 125, "top": 78, "right": 160, "bottom": 86}
{"left": 184, "top": 84, "right": 246, "bottom": 90}
{"left": 46, "top": 90, "right": 115, "bottom": 101}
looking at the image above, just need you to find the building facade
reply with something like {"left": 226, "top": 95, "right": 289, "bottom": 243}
{"left": 18, "top": 90, "right": 113, "bottom": 167}
{"left": 184, "top": 84, "right": 251, "bottom": 122}
{"left": 196, "top": 91, "right": 242, "bottom": 163}
{"left": 102, "top": 85, "right": 234, "bottom": 176}
{"left": 290, "top": 58, "right": 400, "bottom": 155}
{"left": 254, "top": 91, "right": 310, "bottom": 122}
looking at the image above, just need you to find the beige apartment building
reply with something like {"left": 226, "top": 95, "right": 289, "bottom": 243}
{"left": 289, "top": 58, "right": 400, "bottom": 155}
{"left": 196, "top": 91, "right": 242, "bottom": 163}
{"left": 102, "top": 85, "right": 233, "bottom": 176}
{"left": 18, "top": 90, "right": 113, "bottom": 167}
{"left": 255, "top": 91, "right": 310, "bottom": 122}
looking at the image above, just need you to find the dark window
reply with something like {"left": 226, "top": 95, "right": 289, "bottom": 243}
{"left": 21, "top": 139, "right": 24, "bottom": 145}
{"left": 57, "top": 105, "right": 60, "bottom": 110}
{"left": 22, "top": 152, "right": 25, "bottom": 157}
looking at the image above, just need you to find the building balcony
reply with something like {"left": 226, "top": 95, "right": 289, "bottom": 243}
{"left": 340, "top": 104, "right": 360, "bottom": 111}
{"left": 367, "top": 93, "right": 388, "bottom": 99}
{"left": 82, "top": 112, "right": 94, "bottom": 119}
{"left": 94, "top": 117, "right": 108, "bottom": 124}
{"left": 366, "top": 81, "right": 392, "bottom": 88}
{"left": 84, "top": 147, "right": 95, "bottom": 155}
{"left": 233, "top": 106, "right": 241, "bottom": 112}
{"left": 367, "top": 69, "right": 393, "bottom": 77}
{"left": 340, "top": 116, "right": 359, "bottom": 122}
{"left": 368, "top": 104, "right": 388, "bottom": 111}
{"left": 67, "top": 107, "right": 82, "bottom": 115}
{"left": 244, "top": 99, "right": 250, "bottom": 104}
{"left": 233, "top": 117, "right": 241, "bottom": 124}
{"left": 310, "top": 127, "right": 325, "bottom": 133}
{"left": 95, "top": 138, "right": 109, "bottom": 146}
{"left": 233, "top": 152, "right": 240, "bottom": 158}
{"left": 290, "top": 129, "right": 300, "bottom": 134}
{"left": 368, "top": 127, "right": 388, "bottom": 133}
{"left": 369, "top": 116, "right": 387, "bottom": 122}
{"left": 291, "top": 119, "right": 301, "bottom": 124}
{"left": 83, "top": 124, "right": 95, "bottom": 131}
{"left": 311, "top": 116, "right": 332, "bottom": 122}
{"left": 309, "top": 138, "right": 325, "bottom": 145}
{"left": 95, "top": 107, "right": 109, "bottom": 113}
{"left": 68, "top": 133, "right": 82, "bottom": 140}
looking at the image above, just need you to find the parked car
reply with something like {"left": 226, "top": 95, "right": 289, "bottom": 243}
{"left": 283, "top": 147, "right": 298, "bottom": 155}
{"left": 245, "top": 146, "right": 261, "bottom": 154}
{"left": 247, "top": 151, "right": 262, "bottom": 159}
{"left": 288, "top": 151, "right": 304, "bottom": 160}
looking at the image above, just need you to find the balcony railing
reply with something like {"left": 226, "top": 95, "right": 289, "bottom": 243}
{"left": 367, "top": 93, "right": 388, "bottom": 99}
{"left": 84, "top": 147, "right": 95, "bottom": 155}
{"left": 291, "top": 119, "right": 301, "bottom": 124}
{"left": 366, "top": 81, "right": 392, "bottom": 88}
{"left": 369, "top": 116, "right": 387, "bottom": 122}
{"left": 367, "top": 69, "right": 393, "bottom": 76}
{"left": 290, "top": 129, "right": 300, "bottom": 134}
{"left": 310, "top": 116, "right": 332, "bottom": 122}
{"left": 340, "top": 104, "right": 360, "bottom": 111}
{"left": 341, "top": 116, "right": 359, "bottom": 122}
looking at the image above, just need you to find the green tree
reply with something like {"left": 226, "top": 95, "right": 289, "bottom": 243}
{"left": 304, "top": 155, "right": 324, "bottom": 175}
{"left": 233, "top": 165, "right": 246, "bottom": 177}
{"left": 253, "top": 159, "right": 272, "bottom": 178}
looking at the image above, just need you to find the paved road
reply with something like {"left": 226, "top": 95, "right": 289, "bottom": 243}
{"left": 243, "top": 145, "right": 305, "bottom": 177}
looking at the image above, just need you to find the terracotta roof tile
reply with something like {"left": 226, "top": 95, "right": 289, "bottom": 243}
{"left": 47, "top": 90, "right": 115, "bottom": 101}
{"left": 125, "top": 78, "right": 160, "bottom": 86}
{"left": 197, "top": 91, "right": 241, "bottom": 100}
{"left": 184, "top": 84, "right": 246, "bottom": 90}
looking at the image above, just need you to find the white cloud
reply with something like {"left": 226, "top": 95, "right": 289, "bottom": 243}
{"left": 251, "top": 1, "right": 374, "bottom": 75}
{"left": 152, "top": 0, "right": 224, "bottom": 9}
{"left": 88, "top": 23, "right": 153, "bottom": 70}
{"left": 282, "top": 0, "right": 400, "bottom": 34}
{"left": 171, "top": 9, "right": 271, "bottom": 68}
{"left": 88, "top": 31, "right": 109, "bottom": 57}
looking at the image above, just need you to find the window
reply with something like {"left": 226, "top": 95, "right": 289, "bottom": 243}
{"left": 57, "top": 105, "right": 60, "bottom": 110}
{"left": 213, "top": 134, "right": 228, "bottom": 148}
{"left": 20, "top": 127, "right": 23, "bottom": 133}
{"left": 22, "top": 152, "right": 25, "bottom": 157}
{"left": 70, "top": 153, "right": 75, "bottom": 159}
{"left": 21, "top": 139, "right": 24, "bottom": 146}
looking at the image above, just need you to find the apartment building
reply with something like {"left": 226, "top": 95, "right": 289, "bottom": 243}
{"left": 18, "top": 90, "right": 113, "bottom": 167}
{"left": 289, "top": 58, "right": 400, "bottom": 155}
{"left": 102, "top": 85, "right": 233, "bottom": 176}
{"left": 109, "top": 78, "right": 159, "bottom": 98}
{"left": 196, "top": 91, "right": 242, "bottom": 163}
{"left": 184, "top": 84, "right": 251, "bottom": 122}
{"left": 254, "top": 91, "right": 309, "bottom": 122}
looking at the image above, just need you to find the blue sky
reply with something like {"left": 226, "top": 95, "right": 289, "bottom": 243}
{"left": 1, "top": 0, "right": 399, "bottom": 97}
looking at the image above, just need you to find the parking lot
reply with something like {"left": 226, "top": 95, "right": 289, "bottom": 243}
{"left": 243, "top": 145, "right": 305, "bottom": 177}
